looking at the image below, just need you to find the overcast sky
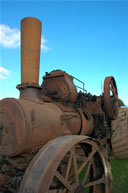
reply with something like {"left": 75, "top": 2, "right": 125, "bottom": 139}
{"left": 0, "top": 0, "right": 128, "bottom": 105}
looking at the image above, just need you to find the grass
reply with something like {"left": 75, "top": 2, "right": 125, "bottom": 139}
{"left": 111, "top": 158, "right": 128, "bottom": 193}
{"left": 79, "top": 163, "right": 90, "bottom": 193}
{"left": 78, "top": 156, "right": 128, "bottom": 193}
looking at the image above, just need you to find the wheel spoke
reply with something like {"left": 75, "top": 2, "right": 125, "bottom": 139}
{"left": 110, "top": 87, "right": 115, "bottom": 93}
{"left": 81, "top": 161, "right": 91, "bottom": 185}
{"left": 112, "top": 94, "right": 118, "bottom": 103}
{"left": 55, "top": 171, "right": 73, "bottom": 192}
{"left": 84, "top": 175, "right": 105, "bottom": 188}
{"left": 78, "top": 148, "right": 96, "bottom": 174}
{"left": 71, "top": 147, "right": 79, "bottom": 184}
{"left": 18, "top": 135, "right": 112, "bottom": 193}
{"left": 65, "top": 152, "right": 73, "bottom": 180}
{"left": 110, "top": 80, "right": 114, "bottom": 90}
{"left": 60, "top": 153, "right": 73, "bottom": 193}
{"left": 112, "top": 102, "right": 116, "bottom": 112}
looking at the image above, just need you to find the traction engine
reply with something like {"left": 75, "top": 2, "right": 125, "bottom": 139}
{"left": 0, "top": 17, "right": 120, "bottom": 193}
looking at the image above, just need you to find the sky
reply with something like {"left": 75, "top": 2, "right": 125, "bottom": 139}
{"left": 0, "top": 0, "right": 128, "bottom": 105}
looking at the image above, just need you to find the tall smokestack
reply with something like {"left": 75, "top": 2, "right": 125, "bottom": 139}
{"left": 17, "top": 17, "right": 42, "bottom": 101}
{"left": 21, "top": 17, "right": 42, "bottom": 84}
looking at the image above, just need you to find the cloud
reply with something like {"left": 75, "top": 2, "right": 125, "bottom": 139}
{"left": 0, "top": 67, "right": 10, "bottom": 80}
{"left": 41, "top": 36, "right": 50, "bottom": 51}
{"left": 0, "top": 25, "right": 20, "bottom": 48}
{"left": 0, "top": 24, "right": 49, "bottom": 51}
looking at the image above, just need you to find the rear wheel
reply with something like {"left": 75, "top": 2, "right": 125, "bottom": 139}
{"left": 111, "top": 108, "right": 128, "bottom": 159}
{"left": 18, "top": 135, "right": 112, "bottom": 193}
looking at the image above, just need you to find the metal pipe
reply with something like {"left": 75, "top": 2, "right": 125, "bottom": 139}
{"left": 21, "top": 17, "right": 42, "bottom": 84}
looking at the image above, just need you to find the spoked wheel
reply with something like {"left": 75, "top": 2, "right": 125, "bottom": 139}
{"left": 104, "top": 76, "right": 119, "bottom": 120}
{"left": 18, "top": 135, "right": 112, "bottom": 193}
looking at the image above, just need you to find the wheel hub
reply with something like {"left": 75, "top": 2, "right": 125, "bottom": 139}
{"left": 74, "top": 185, "right": 85, "bottom": 193}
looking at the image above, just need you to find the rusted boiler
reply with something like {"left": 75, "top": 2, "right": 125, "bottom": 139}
{"left": 0, "top": 17, "right": 120, "bottom": 193}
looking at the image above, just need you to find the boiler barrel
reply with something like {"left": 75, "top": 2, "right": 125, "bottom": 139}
{"left": 0, "top": 98, "right": 94, "bottom": 157}
{"left": 0, "top": 98, "right": 64, "bottom": 156}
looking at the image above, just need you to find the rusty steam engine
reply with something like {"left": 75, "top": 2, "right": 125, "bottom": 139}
{"left": 0, "top": 17, "right": 119, "bottom": 193}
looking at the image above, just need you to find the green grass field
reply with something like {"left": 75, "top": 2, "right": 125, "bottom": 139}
{"left": 111, "top": 158, "right": 128, "bottom": 193}
{"left": 78, "top": 152, "right": 128, "bottom": 193}
{"left": 78, "top": 154, "right": 128, "bottom": 193}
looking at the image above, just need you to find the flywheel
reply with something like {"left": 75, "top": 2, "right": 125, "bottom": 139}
{"left": 104, "top": 76, "right": 119, "bottom": 120}
{"left": 18, "top": 135, "right": 112, "bottom": 193}
{"left": 111, "top": 108, "right": 128, "bottom": 159}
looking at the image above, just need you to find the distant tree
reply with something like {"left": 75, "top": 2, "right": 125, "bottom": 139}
{"left": 118, "top": 98, "right": 125, "bottom": 107}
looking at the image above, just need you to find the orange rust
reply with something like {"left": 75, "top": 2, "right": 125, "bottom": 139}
{"left": 42, "top": 70, "right": 77, "bottom": 103}
{"left": 0, "top": 98, "right": 64, "bottom": 156}
{"left": 86, "top": 102, "right": 104, "bottom": 115}
{"left": 76, "top": 108, "right": 93, "bottom": 135}
{"left": 21, "top": 17, "right": 42, "bottom": 84}
{"left": 104, "top": 76, "right": 119, "bottom": 120}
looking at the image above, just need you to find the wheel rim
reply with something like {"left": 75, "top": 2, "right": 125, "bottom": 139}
{"left": 18, "top": 135, "right": 112, "bottom": 193}
{"left": 104, "top": 76, "right": 119, "bottom": 120}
